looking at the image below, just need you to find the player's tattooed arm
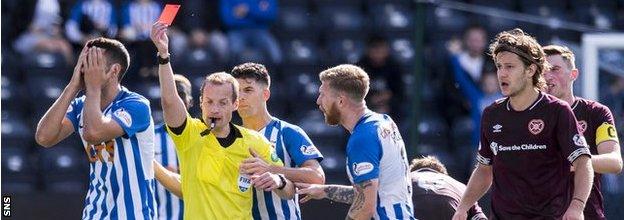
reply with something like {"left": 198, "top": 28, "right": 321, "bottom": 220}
{"left": 346, "top": 179, "right": 378, "bottom": 220}
{"left": 324, "top": 185, "right": 355, "bottom": 204}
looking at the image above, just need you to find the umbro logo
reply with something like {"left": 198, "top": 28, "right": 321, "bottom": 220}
{"left": 493, "top": 124, "right": 502, "bottom": 133}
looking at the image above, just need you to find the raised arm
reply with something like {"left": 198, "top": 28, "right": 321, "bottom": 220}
{"left": 150, "top": 22, "right": 188, "bottom": 128}
{"left": 35, "top": 46, "right": 88, "bottom": 147}
{"left": 453, "top": 164, "right": 493, "bottom": 220}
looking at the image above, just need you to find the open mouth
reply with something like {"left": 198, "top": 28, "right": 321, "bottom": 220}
{"left": 500, "top": 82, "right": 509, "bottom": 88}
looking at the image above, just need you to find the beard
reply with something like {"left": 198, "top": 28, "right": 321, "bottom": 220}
{"left": 322, "top": 102, "right": 341, "bottom": 126}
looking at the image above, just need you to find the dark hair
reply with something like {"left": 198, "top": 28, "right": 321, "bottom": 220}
{"left": 85, "top": 37, "right": 130, "bottom": 81}
{"left": 489, "top": 28, "right": 548, "bottom": 89}
{"left": 366, "top": 35, "right": 387, "bottom": 47}
{"left": 174, "top": 74, "right": 193, "bottom": 107}
{"left": 230, "top": 62, "right": 271, "bottom": 87}
{"left": 410, "top": 156, "right": 448, "bottom": 175}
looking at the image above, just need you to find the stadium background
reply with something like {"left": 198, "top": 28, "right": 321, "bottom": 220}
{"left": 1, "top": 0, "right": 623, "bottom": 219}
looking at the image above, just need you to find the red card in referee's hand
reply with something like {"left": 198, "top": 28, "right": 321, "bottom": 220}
{"left": 158, "top": 4, "right": 180, "bottom": 26}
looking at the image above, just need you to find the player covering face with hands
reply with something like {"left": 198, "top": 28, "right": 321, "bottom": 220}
{"left": 36, "top": 38, "right": 157, "bottom": 219}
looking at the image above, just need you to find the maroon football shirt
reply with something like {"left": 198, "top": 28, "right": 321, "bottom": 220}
{"left": 572, "top": 98, "right": 617, "bottom": 220}
{"left": 477, "top": 92, "right": 591, "bottom": 219}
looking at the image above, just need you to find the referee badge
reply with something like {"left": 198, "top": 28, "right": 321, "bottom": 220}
{"left": 238, "top": 174, "right": 252, "bottom": 192}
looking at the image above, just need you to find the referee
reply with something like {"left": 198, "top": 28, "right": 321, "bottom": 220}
{"left": 150, "top": 22, "right": 295, "bottom": 219}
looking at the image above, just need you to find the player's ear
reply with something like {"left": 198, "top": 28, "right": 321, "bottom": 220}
{"left": 570, "top": 68, "right": 579, "bottom": 81}
{"left": 232, "top": 97, "right": 239, "bottom": 110}
{"left": 526, "top": 63, "right": 537, "bottom": 78}
{"left": 263, "top": 87, "right": 270, "bottom": 101}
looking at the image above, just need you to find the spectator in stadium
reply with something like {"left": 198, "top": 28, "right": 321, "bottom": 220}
{"left": 296, "top": 64, "right": 414, "bottom": 219}
{"left": 152, "top": 74, "right": 193, "bottom": 220}
{"left": 35, "top": 38, "right": 157, "bottom": 219}
{"left": 120, "top": 0, "right": 161, "bottom": 78}
{"left": 232, "top": 62, "right": 325, "bottom": 220}
{"left": 478, "top": 70, "right": 502, "bottom": 113}
{"left": 449, "top": 25, "right": 491, "bottom": 146}
{"left": 65, "top": 0, "right": 118, "bottom": 46}
{"left": 410, "top": 156, "right": 487, "bottom": 220}
{"left": 356, "top": 35, "right": 404, "bottom": 119}
{"left": 453, "top": 29, "right": 593, "bottom": 220}
{"left": 177, "top": 0, "right": 229, "bottom": 63}
{"left": 219, "top": 0, "right": 282, "bottom": 64}
{"left": 543, "top": 45, "right": 622, "bottom": 219}
{"left": 12, "top": 0, "right": 74, "bottom": 65}
{"left": 150, "top": 22, "right": 295, "bottom": 219}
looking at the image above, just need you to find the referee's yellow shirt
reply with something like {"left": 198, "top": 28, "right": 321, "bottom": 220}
{"left": 166, "top": 115, "right": 283, "bottom": 219}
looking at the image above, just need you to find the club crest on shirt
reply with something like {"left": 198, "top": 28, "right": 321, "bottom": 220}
{"left": 577, "top": 120, "right": 587, "bottom": 134}
{"left": 573, "top": 134, "right": 588, "bottom": 147}
{"left": 300, "top": 145, "right": 319, "bottom": 156}
{"left": 490, "top": 142, "right": 498, "bottom": 156}
{"left": 528, "top": 119, "right": 544, "bottom": 135}
{"left": 352, "top": 162, "right": 374, "bottom": 176}
{"left": 113, "top": 108, "right": 132, "bottom": 127}
{"left": 238, "top": 174, "right": 252, "bottom": 192}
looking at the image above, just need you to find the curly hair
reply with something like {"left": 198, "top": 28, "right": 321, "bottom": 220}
{"left": 489, "top": 28, "right": 548, "bottom": 89}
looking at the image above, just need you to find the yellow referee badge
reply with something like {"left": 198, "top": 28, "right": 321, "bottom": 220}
{"left": 596, "top": 122, "right": 619, "bottom": 145}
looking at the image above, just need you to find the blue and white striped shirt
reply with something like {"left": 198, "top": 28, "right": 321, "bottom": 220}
{"left": 121, "top": 1, "right": 161, "bottom": 40}
{"left": 65, "top": 0, "right": 117, "bottom": 43}
{"left": 346, "top": 111, "right": 414, "bottom": 220}
{"left": 66, "top": 87, "right": 157, "bottom": 220}
{"left": 153, "top": 124, "right": 183, "bottom": 220}
{"left": 253, "top": 117, "right": 323, "bottom": 220}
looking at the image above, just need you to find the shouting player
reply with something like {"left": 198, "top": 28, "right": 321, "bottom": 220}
{"left": 35, "top": 38, "right": 157, "bottom": 219}
{"left": 296, "top": 64, "right": 414, "bottom": 220}
{"left": 452, "top": 29, "right": 594, "bottom": 220}
{"left": 544, "top": 45, "right": 622, "bottom": 219}
{"left": 232, "top": 62, "right": 326, "bottom": 220}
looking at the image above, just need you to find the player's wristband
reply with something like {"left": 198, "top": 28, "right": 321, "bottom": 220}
{"left": 157, "top": 52, "right": 170, "bottom": 65}
{"left": 277, "top": 174, "right": 287, "bottom": 190}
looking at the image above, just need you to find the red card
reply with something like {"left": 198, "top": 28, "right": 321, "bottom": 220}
{"left": 158, "top": 4, "right": 181, "bottom": 26}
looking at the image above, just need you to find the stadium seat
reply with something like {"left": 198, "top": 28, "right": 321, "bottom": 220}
{"left": 472, "top": 0, "right": 516, "bottom": 10}
{"left": 281, "top": 38, "right": 320, "bottom": 65}
{"left": 323, "top": 36, "right": 366, "bottom": 65}
{"left": 174, "top": 48, "right": 222, "bottom": 76}
{"left": 27, "top": 75, "right": 68, "bottom": 117}
{"left": 1, "top": 147, "right": 36, "bottom": 192}
{"left": 132, "top": 81, "right": 161, "bottom": 107}
{"left": 318, "top": 6, "right": 366, "bottom": 36}
{"left": 1, "top": 110, "right": 33, "bottom": 148}
{"left": 275, "top": 6, "right": 313, "bottom": 38}
{"left": 22, "top": 51, "right": 70, "bottom": 78}
{"left": 416, "top": 113, "right": 449, "bottom": 148}
{"left": 369, "top": 2, "right": 414, "bottom": 33}
{"left": 387, "top": 36, "right": 416, "bottom": 67}
{"left": 426, "top": 6, "right": 469, "bottom": 36}
{"left": 1, "top": 75, "right": 25, "bottom": 112}
{"left": 451, "top": 116, "right": 474, "bottom": 142}
{"left": 313, "top": 0, "right": 362, "bottom": 8}
{"left": 39, "top": 146, "right": 88, "bottom": 193}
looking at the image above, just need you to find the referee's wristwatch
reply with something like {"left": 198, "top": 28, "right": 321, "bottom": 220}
{"left": 157, "top": 52, "right": 170, "bottom": 65}
{"left": 277, "top": 174, "right": 287, "bottom": 190}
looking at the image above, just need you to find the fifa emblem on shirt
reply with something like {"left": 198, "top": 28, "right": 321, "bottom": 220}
{"left": 238, "top": 174, "right": 252, "bottom": 192}
{"left": 577, "top": 120, "right": 588, "bottom": 134}
{"left": 528, "top": 119, "right": 545, "bottom": 135}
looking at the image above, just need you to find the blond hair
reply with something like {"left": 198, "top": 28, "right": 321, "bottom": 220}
{"left": 543, "top": 45, "right": 576, "bottom": 69}
{"left": 410, "top": 156, "right": 448, "bottom": 175}
{"left": 319, "top": 64, "right": 370, "bottom": 102}
{"left": 201, "top": 72, "right": 239, "bottom": 101}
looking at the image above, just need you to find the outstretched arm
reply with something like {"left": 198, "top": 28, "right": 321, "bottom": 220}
{"left": 150, "top": 22, "right": 188, "bottom": 128}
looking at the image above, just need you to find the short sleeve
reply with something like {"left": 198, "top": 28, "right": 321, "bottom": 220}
{"left": 347, "top": 134, "right": 381, "bottom": 183}
{"left": 251, "top": 133, "right": 283, "bottom": 166}
{"left": 593, "top": 106, "right": 619, "bottom": 145}
{"left": 111, "top": 99, "right": 151, "bottom": 137}
{"left": 477, "top": 110, "right": 493, "bottom": 165}
{"left": 166, "top": 114, "right": 202, "bottom": 152}
{"left": 282, "top": 126, "right": 323, "bottom": 166}
{"left": 65, "top": 97, "right": 84, "bottom": 133}
{"left": 557, "top": 105, "right": 591, "bottom": 164}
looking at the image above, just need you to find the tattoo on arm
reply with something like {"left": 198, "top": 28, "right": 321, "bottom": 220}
{"left": 324, "top": 185, "right": 355, "bottom": 204}
{"left": 348, "top": 180, "right": 374, "bottom": 214}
